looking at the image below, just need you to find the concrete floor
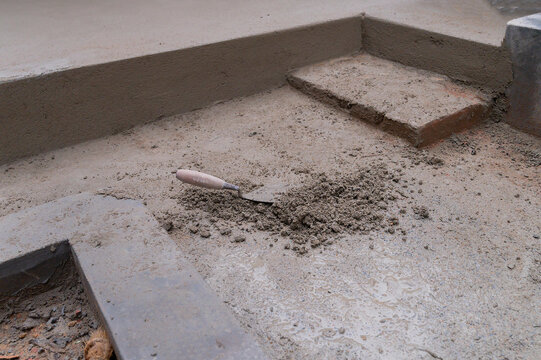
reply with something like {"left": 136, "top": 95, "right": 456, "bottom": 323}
{"left": 0, "top": 0, "right": 522, "bottom": 81}
{"left": 1, "top": 1, "right": 540, "bottom": 358}
{"left": 1, "top": 86, "right": 539, "bottom": 359}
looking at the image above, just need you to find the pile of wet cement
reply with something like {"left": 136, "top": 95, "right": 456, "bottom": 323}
{"left": 176, "top": 163, "right": 406, "bottom": 254}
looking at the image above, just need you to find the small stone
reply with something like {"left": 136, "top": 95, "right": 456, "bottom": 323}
{"left": 233, "top": 235, "right": 246, "bottom": 243}
{"left": 413, "top": 206, "right": 430, "bottom": 219}
{"left": 188, "top": 225, "right": 199, "bottom": 234}
{"left": 28, "top": 311, "right": 40, "bottom": 319}
{"left": 16, "top": 317, "right": 40, "bottom": 331}
{"left": 70, "top": 310, "right": 82, "bottom": 319}
{"left": 53, "top": 336, "right": 72, "bottom": 348}
{"left": 338, "top": 327, "right": 346, "bottom": 334}
{"left": 220, "top": 228, "right": 231, "bottom": 236}
{"left": 161, "top": 222, "right": 173, "bottom": 232}
{"left": 200, "top": 229, "right": 211, "bottom": 238}
{"left": 310, "top": 237, "right": 321, "bottom": 248}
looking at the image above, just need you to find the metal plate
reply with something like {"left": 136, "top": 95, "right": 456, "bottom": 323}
{"left": 241, "top": 184, "right": 289, "bottom": 204}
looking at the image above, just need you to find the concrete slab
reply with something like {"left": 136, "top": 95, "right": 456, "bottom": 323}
{"left": 0, "top": 0, "right": 518, "bottom": 82}
{"left": 288, "top": 53, "right": 490, "bottom": 146}
{"left": 505, "top": 12, "right": 541, "bottom": 137}
{"left": 0, "top": 86, "right": 539, "bottom": 359}
{"left": 0, "top": 194, "right": 267, "bottom": 360}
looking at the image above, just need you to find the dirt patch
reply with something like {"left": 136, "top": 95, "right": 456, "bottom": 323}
{"left": 442, "top": 113, "right": 541, "bottom": 168}
{"left": 174, "top": 162, "right": 415, "bottom": 254}
{"left": 0, "top": 262, "right": 101, "bottom": 360}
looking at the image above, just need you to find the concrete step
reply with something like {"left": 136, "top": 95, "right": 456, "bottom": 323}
{"left": 0, "top": 194, "right": 268, "bottom": 360}
{"left": 288, "top": 53, "right": 490, "bottom": 146}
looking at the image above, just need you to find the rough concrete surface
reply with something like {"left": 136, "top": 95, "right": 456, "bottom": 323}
{"left": 0, "top": 86, "right": 539, "bottom": 359}
{"left": 505, "top": 13, "right": 541, "bottom": 137}
{"left": 289, "top": 53, "right": 490, "bottom": 146}
{"left": 0, "top": 0, "right": 520, "bottom": 81}
{"left": 488, "top": 0, "right": 541, "bottom": 14}
{"left": 0, "top": 194, "right": 267, "bottom": 360}
{"left": 362, "top": 15, "right": 513, "bottom": 90}
{"left": 0, "top": 0, "right": 531, "bottom": 165}
{"left": 0, "top": 16, "right": 361, "bottom": 165}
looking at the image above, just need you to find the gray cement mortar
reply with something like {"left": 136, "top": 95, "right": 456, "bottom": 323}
{"left": 1, "top": 86, "right": 539, "bottom": 359}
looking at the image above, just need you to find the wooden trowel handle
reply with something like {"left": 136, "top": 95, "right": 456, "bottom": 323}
{"left": 176, "top": 169, "right": 239, "bottom": 191}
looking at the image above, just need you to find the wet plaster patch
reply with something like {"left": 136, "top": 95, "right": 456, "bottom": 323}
{"left": 0, "top": 194, "right": 267, "bottom": 360}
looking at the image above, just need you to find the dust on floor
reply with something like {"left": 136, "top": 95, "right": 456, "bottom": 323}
{"left": 0, "top": 86, "right": 540, "bottom": 359}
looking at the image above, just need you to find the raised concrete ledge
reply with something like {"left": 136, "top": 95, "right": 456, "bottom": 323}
{"left": 0, "top": 13, "right": 516, "bottom": 165}
{"left": 0, "top": 194, "right": 268, "bottom": 360}
{"left": 505, "top": 12, "right": 541, "bottom": 137}
{"left": 362, "top": 16, "right": 513, "bottom": 91}
{"left": 0, "top": 17, "right": 361, "bottom": 165}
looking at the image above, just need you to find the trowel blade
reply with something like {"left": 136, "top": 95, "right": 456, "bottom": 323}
{"left": 241, "top": 184, "right": 289, "bottom": 204}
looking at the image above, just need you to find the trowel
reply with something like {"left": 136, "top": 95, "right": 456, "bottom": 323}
{"left": 176, "top": 169, "right": 286, "bottom": 204}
